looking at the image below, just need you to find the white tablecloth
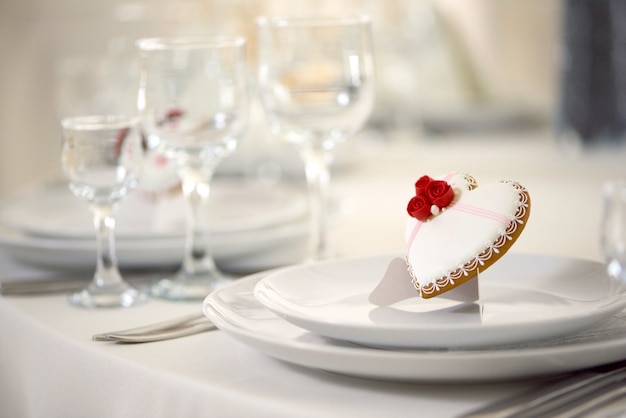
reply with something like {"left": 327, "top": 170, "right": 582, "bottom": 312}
{"left": 1, "top": 131, "right": 624, "bottom": 417}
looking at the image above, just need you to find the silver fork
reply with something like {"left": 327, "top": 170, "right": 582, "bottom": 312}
{"left": 93, "top": 313, "right": 216, "bottom": 343}
{"left": 460, "top": 363, "right": 626, "bottom": 418}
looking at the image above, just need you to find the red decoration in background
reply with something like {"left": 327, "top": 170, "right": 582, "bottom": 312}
{"left": 158, "top": 108, "right": 184, "bottom": 127}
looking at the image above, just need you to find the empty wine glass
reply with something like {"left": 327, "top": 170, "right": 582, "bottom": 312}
{"left": 137, "top": 36, "right": 249, "bottom": 300}
{"left": 61, "top": 115, "right": 147, "bottom": 308}
{"left": 256, "top": 16, "right": 375, "bottom": 260}
{"left": 601, "top": 180, "right": 626, "bottom": 289}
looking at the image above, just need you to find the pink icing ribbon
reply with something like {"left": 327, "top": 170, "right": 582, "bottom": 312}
{"left": 449, "top": 202, "right": 511, "bottom": 225}
{"left": 443, "top": 173, "right": 455, "bottom": 182}
{"left": 406, "top": 220, "right": 423, "bottom": 249}
{"left": 406, "top": 202, "right": 511, "bottom": 250}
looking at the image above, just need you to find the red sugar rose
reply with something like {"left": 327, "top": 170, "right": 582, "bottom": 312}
{"left": 414, "top": 175, "right": 433, "bottom": 195}
{"left": 407, "top": 175, "right": 455, "bottom": 221}
{"left": 426, "top": 180, "right": 454, "bottom": 208}
{"left": 407, "top": 193, "right": 432, "bottom": 221}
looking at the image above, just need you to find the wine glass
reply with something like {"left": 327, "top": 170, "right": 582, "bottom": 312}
{"left": 256, "top": 16, "right": 375, "bottom": 260}
{"left": 601, "top": 179, "right": 626, "bottom": 290}
{"left": 137, "top": 36, "right": 249, "bottom": 300}
{"left": 61, "top": 115, "right": 147, "bottom": 308}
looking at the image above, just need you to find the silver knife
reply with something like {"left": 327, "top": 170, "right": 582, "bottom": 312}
{"left": 0, "top": 274, "right": 157, "bottom": 295}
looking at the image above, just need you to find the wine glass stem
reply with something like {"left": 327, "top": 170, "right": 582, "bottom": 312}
{"left": 179, "top": 166, "right": 217, "bottom": 275}
{"left": 302, "top": 149, "right": 332, "bottom": 260}
{"left": 91, "top": 204, "right": 123, "bottom": 286}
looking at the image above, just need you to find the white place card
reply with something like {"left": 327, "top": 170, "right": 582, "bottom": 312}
{"left": 368, "top": 257, "right": 479, "bottom": 306}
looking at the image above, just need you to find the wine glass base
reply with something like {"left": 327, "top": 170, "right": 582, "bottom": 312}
{"left": 151, "top": 270, "right": 233, "bottom": 301}
{"left": 68, "top": 283, "right": 148, "bottom": 309}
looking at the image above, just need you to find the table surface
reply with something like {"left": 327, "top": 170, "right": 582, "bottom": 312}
{"left": 2, "top": 131, "right": 625, "bottom": 418}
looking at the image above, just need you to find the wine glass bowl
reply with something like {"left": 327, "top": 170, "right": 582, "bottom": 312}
{"left": 602, "top": 179, "right": 626, "bottom": 284}
{"left": 257, "top": 16, "right": 375, "bottom": 259}
{"left": 137, "top": 36, "right": 249, "bottom": 300}
{"left": 62, "top": 119, "right": 141, "bottom": 203}
{"left": 258, "top": 17, "right": 375, "bottom": 149}
{"left": 61, "top": 115, "right": 146, "bottom": 308}
{"left": 137, "top": 37, "right": 247, "bottom": 161}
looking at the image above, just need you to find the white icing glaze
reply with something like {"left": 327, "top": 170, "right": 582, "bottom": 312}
{"left": 405, "top": 173, "right": 529, "bottom": 297}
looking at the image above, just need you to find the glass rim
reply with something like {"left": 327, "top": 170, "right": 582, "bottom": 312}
{"left": 136, "top": 36, "right": 246, "bottom": 51}
{"left": 60, "top": 115, "right": 140, "bottom": 131}
{"left": 256, "top": 15, "right": 371, "bottom": 28}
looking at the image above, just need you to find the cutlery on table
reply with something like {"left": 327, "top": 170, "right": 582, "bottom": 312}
{"left": 461, "top": 362, "right": 626, "bottom": 417}
{"left": 0, "top": 274, "right": 161, "bottom": 296}
{"left": 1, "top": 277, "right": 89, "bottom": 295}
{"left": 93, "top": 313, "right": 216, "bottom": 343}
{"left": 1, "top": 277, "right": 215, "bottom": 342}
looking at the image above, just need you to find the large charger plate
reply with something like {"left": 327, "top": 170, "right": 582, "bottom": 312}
{"left": 253, "top": 254, "right": 626, "bottom": 348}
{"left": 203, "top": 267, "right": 626, "bottom": 382}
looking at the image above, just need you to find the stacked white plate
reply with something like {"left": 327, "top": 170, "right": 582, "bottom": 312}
{"left": 203, "top": 253, "right": 626, "bottom": 382}
{"left": 0, "top": 178, "right": 308, "bottom": 272}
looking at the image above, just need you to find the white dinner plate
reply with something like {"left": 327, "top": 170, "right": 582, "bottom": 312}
{"left": 253, "top": 254, "right": 626, "bottom": 348}
{"left": 0, "top": 178, "right": 307, "bottom": 239}
{"left": 204, "top": 270, "right": 626, "bottom": 382}
{"left": 0, "top": 216, "right": 307, "bottom": 272}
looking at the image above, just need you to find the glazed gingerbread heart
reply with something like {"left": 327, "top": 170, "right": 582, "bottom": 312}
{"left": 405, "top": 172, "right": 530, "bottom": 298}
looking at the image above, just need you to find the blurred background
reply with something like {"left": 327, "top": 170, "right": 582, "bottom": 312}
{"left": 0, "top": 0, "right": 569, "bottom": 196}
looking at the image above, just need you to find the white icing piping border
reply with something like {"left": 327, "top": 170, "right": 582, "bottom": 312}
{"left": 407, "top": 176, "right": 530, "bottom": 297}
